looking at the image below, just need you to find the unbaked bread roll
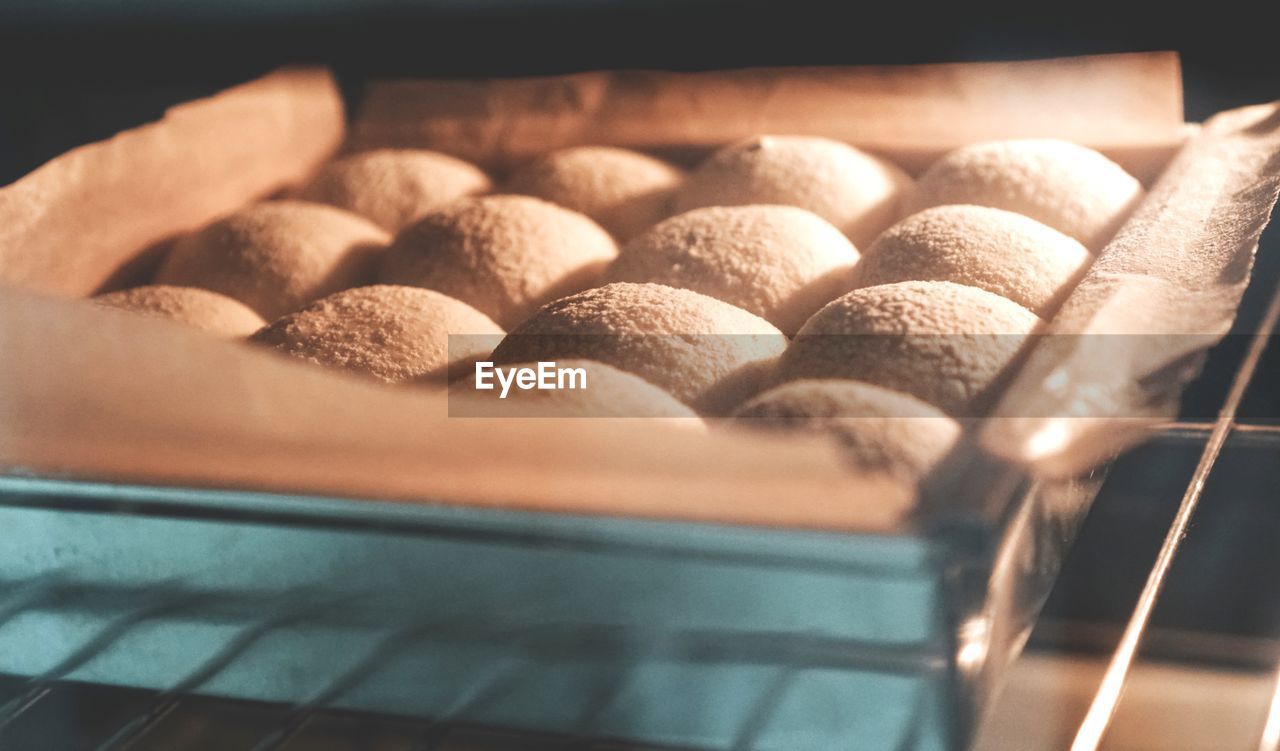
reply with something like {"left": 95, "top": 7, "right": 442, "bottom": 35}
{"left": 855, "top": 205, "right": 1090, "bottom": 316}
{"left": 454, "top": 359, "right": 702, "bottom": 422}
{"left": 156, "top": 201, "right": 389, "bottom": 321}
{"left": 93, "top": 285, "right": 266, "bottom": 338}
{"left": 490, "top": 282, "right": 786, "bottom": 415}
{"left": 608, "top": 205, "right": 858, "bottom": 334}
{"left": 380, "top": 195, "right": 618, "bottom": 329}
{"left": 904, "top": 139, "right": 1143, "bottom": 251}
{"left": 295, "top": 149, "right": 491, "bottom": 233}
{"left": 505, "top": 146, "right": 684, "bottom": 240}
{"left": 777, "top": 281, "right": 1040, "bottom": 415}
{"left": 250, "top": 285, "right": 503, "bottom": 384}
{"left": 732, "top": 379, "right": 961, "bottom": 482}
{"left": 673, "top": 135, "right": 912, "bottom": 248}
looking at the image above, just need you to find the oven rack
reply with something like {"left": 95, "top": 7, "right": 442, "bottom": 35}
{"left": 0, "top": 576, "right": 951, "bottom": 750}
{"left": 1066, "top": 267, "right": 1280, "bottom": 751}
{"left": 0, "top": 473, "right": 965, "bottom": 750}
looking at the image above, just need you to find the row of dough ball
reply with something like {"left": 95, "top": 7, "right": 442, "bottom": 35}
{"left": 147, "top": 137, "right": 901, "bottom": 333}
{"left": 91, "top": 280, "right": 956, "bottom": 484}
{"left": 93, "top": 278, "right": 1004, "bottom": 486}
{"left": 285, "top": 137, "right": 905, "bottom": 245}
{"left": 100, "top": 136, "right": 1144, "bottom": 485}
{"left": 90, "top": 278, "right": 957, "bottom": 483}
{"left": 96, "top": 277, "right": 1025, "bottom": 415}
{"left": 490, "top": 280, "right": 1039, "bottom": 417}
{"left": 156, "top": 135, "right": 1138, "bottom": 333}
{"left": 273, "top": 135, "right": 1142, "bottom": 255}
{"left": 149, "top": 190, "right": 1093, "bottom": 344}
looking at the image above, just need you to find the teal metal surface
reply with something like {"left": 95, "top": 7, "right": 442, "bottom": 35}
{"left": 0, "top": 472, "right": 1089, "bottom": 750}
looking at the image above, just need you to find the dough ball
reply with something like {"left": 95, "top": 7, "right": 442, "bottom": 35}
{"left": 454, "top": 359, "right": 702, "bottom": 422}
{"left": 156, "top": 201, "right": 389, "bottom": 321}
{"left": 777, "top": 281, "right": 1040, "bottom": 415}
{"left": 855, "top": 205, "right": 1090, "bottom": 316}
{"left": 733, "top": 379, "right": 962, "bottom": 482}
{"left": 490, "top": 282, "right": 786, "bottom": 415}
{"left": 505, "top": 146, "right": 684, "bottom": 240}
{"left": 93, "top": 284, "right": 266, "bottom": 338}
{"left": 904, "top": 139, "right": 1144, "bottom": 251}
{"left": 380, "top": 195, "right": 618, "bottom": 329}
{"left": 608, "top": 205, "right": 859, "bottom": 335}
{"left": 673, "top": 135, "right": 912, "bottom": 248}
{"left": 295, "top": 149, "right": 491, "bottom": 233}
{"left": 250, "top": 284, "right": 503, "bottom": 384}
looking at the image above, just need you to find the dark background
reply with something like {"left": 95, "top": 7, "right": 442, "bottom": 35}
{"left": 3, "top": 1, "right": 1279, "bottom": 184}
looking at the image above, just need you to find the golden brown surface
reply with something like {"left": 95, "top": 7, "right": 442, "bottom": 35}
{"left": 855, "top": 205, "right": 1090, "bottom": 316}
{"left": 673, "top": 135, "right": 911, "bottom": 248}
{"left": 608, "top": 205, "right": 858, "bottom": 335}
{"left": 381, "top": 195, "right": 618, "bottom": 329}
{"left": 156, "top": 201, "right": 389, "bottom": 320}
{"left": 93, "top": 284, "right": 266, "bottom": 338}
{"left": 505, "top": 146, "right": 684, "bottom": 240}
{"left": 905, "top": 139, "right": 1144, "bottom": 251}
{"left": 490, "top": 282, "right": 786, "bottom": 415}
{"left": 251, "top": 284, "right": 502, "bottom": 384}
{"left": 778, "top": 281, "right": 1040, "bottom": 415}
{"left": 296, "top": 148, "right": 491, "bottom": 233}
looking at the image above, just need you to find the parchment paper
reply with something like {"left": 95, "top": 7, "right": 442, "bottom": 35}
{"left": 983, "top": 102, "right": 1280, "bottom": 476}
{"left": 0, "top": 67, "right": 344, "bottom": 297}
{"left": 349, "top": 53, "right": 1186, "bottom": 182}
{"left": 2, "top": 56, "right": 1275, "bottom": 531}
{"left": 0, "top": 287, "right": 914, "bottom": 532}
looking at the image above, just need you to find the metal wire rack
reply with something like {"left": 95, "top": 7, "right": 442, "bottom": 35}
{"left": 0, "top": 584, "right": 931, "bottom": 750}
{"left": 1065, "top": 274, "right": 1280, "bottom": 751}
{"left": 0, "top": 480, "right": 961, "bottom": 751}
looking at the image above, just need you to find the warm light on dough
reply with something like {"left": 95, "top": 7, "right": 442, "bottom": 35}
{"left": 855, "top": 205, "right": 1090, "bottom": 316}
{"left": 490, "top": 282, "right": 786, "bottom": 415}
{"left": 251, "top": 284, "right": 503, "bottom": 384}
{"left": 608, "top": 205, "right": 859, "bottom": 334}
{"left": 296, "top": 149, "right": 491, "bottom": 233}
{"left": 93, "top": 285, "right": 266, "bottom": 338}
{"left": 506, "top": 146, "right": 684, "bottom": 240}
{"left": 674, "top": 135, "right": 912, "bottom": 248}
{"left": 156, "top": 201, "right": 389, "bottom": 320}
{"left": 904, "top": 139, "right": 1144, "bottom": 251}
{"left": 381, "top": 195, "right": 618, "bottom": 329}
{"left": 777, "top": 280, "right": 1040, "bottom": 415}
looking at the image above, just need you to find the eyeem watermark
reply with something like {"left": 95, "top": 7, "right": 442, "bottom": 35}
{"left": 474, "top": 361, "right": 588, "bottom": 399}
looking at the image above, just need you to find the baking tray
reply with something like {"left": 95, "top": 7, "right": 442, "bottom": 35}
{"left": 1, "top": 55, "right": 1278, "bottom": 750}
